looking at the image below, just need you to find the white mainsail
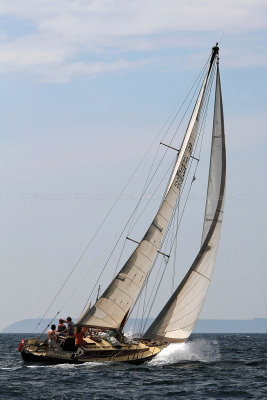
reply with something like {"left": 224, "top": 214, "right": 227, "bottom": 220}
{"left": 77, "top": 46, "right": 220, "bottom": 331}
{"left": 143, "top": 60, "right": 226, "bottom": 343}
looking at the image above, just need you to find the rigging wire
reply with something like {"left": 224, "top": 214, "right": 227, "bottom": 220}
{"left": 36, "top": 55, "right": 212, "bottom": 331}
{"left": 124, "top": 70, "right": 206, "bottom": 239}
{"left": 120, "top": 65, "right": 212, "bottom": 333}
{"left": 125, "top": 59, "right": 216, "bottom": 335}
{"left": 112, "top": 60, "right": 210, "bottom": 277}
{"left": 78, "top": 158, "right": 176, "bottom": 319}
{"left": 77, "top": 58, "right": 212, "bottom": 318}
{"left": 171, "top": 200, "right": 180, "bottom": 293}
{"left": 163, "top": 68, "right": 219, "bottom": 332}
{"left": 134, "top": 62, "right": 217, "bottom": 336}
{"left": 219, "top": 32, "right": 225, "bottom": 46}
{"left": 128, "top": 177, "right": 185, "bottom": 335}
{"left": 56, "top": 234, "right": 119, "bottom": 317}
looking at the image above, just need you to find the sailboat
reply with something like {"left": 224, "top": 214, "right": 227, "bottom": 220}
{"left": 20, "top": 43, "right": 226, "bottom": 364}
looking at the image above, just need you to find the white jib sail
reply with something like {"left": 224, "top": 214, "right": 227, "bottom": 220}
{"left": 143, "top": 60, "right": 226, "bottom": 343}
{"left": 77, "top": 50, "right": 218, "bottom": 331}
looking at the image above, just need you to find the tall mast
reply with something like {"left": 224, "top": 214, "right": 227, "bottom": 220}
{"left": 77, "top": 45, "right": 220, "bottom": 331}
{"left": 143, "top": 51, "right": 226, "bottom": 343}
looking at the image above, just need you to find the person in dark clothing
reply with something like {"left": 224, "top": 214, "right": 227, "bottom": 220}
{"left": 66, "top": 316, "right": 75, "bottom": 336}
{"left": 57, "top": 319, "right": 67, "bottom": 333}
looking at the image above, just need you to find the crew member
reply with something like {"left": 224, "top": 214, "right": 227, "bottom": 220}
{"left": 74, "top": 326, "right": 86, "bottom": 348}
{"left": 66, "top": 316, "right": 74, "bottom": 336}
{"left": 47, "top": 324, "right": 58, "bottom": 348}
{"left": 57, "top": 319, "right": 67, "bottom": 333}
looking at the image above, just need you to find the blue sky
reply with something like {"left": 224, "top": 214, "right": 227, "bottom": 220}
{"left": 0, "top": 0, "right": 267, "bottom": 331}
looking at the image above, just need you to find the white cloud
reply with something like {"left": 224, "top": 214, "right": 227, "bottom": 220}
{"left": 0, "top": 0, "right": 266, "bottom": 81}
{"left": 1, "top": 0, "right": 267, "bottom": 34}
{"left": 37, "top": 58, "right": 150, "bottom": 82}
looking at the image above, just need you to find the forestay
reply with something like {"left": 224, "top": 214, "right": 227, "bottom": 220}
{"left": 143, "top": 61, "right": 226, "bottom": 343}
{"left": 77, "top": 48, "right": 219, "bottom": 330}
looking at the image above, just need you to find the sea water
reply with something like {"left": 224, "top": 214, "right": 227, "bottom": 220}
{"left": 0, "top": 333, "right": 266, "bottom": 399}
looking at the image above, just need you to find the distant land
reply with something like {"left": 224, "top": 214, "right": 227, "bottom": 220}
{"left": 2, "top": 318, "right": 267, "bottom": 334}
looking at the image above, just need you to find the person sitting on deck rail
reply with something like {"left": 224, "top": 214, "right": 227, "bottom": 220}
{"left": 47, "top": 324, "right": 58, "bottom": 348}
{"left": 74, "top": 326, "right": 86, "bottom": 348}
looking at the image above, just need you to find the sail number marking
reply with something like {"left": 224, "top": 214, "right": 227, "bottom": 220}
{"left": 174, "top": 141, "right": 193, "bottom": 188}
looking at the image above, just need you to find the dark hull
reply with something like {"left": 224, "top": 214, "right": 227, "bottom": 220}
{"left": 21, "top": 349, "right": 79, "bottom": 364}
{"left": 21, "top": 348, "right": 157, "bottom": 365}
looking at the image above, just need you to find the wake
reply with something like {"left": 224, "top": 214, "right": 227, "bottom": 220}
{"left": 148, "top": 338, "right": 221, "bottom": 366}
